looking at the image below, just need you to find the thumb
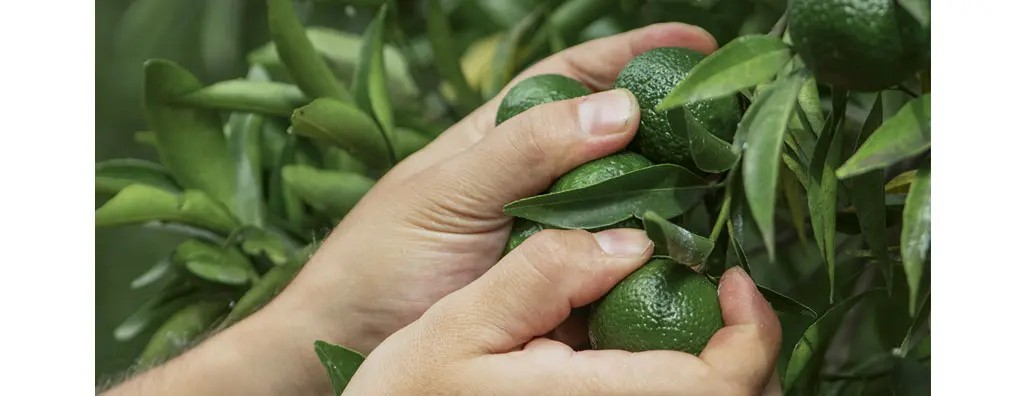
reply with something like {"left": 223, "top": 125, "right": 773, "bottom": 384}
{"left": 421, "top": 229, "right": 652, "bottom": 354}
{"left": 408, "top": 89, "right": 640, "bottom": 222}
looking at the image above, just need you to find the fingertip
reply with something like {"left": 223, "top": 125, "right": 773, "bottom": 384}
{"left": 718, "top": 267, "right": 778, "bottom": 331}
{"left": 634, "top": 22, "right": 719, "bottom": 55}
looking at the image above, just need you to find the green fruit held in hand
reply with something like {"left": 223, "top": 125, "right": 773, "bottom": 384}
{"left": 495, "top": 74, "right": 591, "bottom": 126}
{"left": 589, "top": 258, "right": 723, "bottom": 354}
{"left": 789, "top": 0, "right": 930, "bottom": 92}
{"left": 614, "top": 47, "right": 740, "bottom": 169}
{"left": 504, "top": 218, "right": 544, "bottom": 254}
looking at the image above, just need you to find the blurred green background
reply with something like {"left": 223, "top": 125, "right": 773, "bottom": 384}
{"left": 96, "top": 0, "right": 787, "bottom": 382}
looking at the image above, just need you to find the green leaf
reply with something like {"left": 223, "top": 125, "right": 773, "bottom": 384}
{"left": 885, "top": 170, "right": 917, "bottom": 194}
{"left": 96, "top": 159, "right": 180, "bottom": 195}
{"left": 282, "top": 165, "right": 375, "bottom": 219}
{"left": 667, "top": 107, "right": 739, "bottom": 173}
{"left": 268, "top": 133, "right": 308, "bottom": 228}
{"left": 836, "top": 94, "right": 930, "bottom": 179}
{"left": 892, "top": 357, "right": 930, "bottom": 396}
{"left": 489, "top": 7, "right": 546, "bottom": 96}
{"left": 783, "top": 289, "right": 883, "bottom": 392}
{"left": 115, "top": 280, "right": 195, "bottom": 340}
{"left": 135, "top": 130, "right": 158, "bottom": 148}
{"left": 96, "top": 185, "right": 239, "bottom": 235}
{"left": 314, "top": 340, "right": 367, "bottom": 395}
{"left": 247, "top": 27, "right": 419, "bottom": 105}
{"left": 143, "top": 59, "right": 237, "bottom": 207}
{"left": 898, "top": 293, "right": 930, "bottom": 357}
{"left": 324, "top": 147, "right": 369, "bottom": 174}
{"left": 173, "top": 239, "right": 256, "bottom": 286}
{"left": 237, "top": 226, "right": 296, "bottom": 265}
{"left": 173, "top": 79, "right": 308, "bottom": 117}
{"left": 291, "top": 98, "right": 391, "bottom": 170}
{"left": 130, "top": 256, "right": 174, "bottom": 289}
{"left": 901, "top": 161, "right": 931, "bottom": 314}
{"left": 426, "top": 0, "right": 481, "bottom": 114}
{"left": 226, "top": 68, "right": 269, "bottom": 227}
{"left": 221, "top": 245, "right": 315, "bottom": 327}
{"left": 780, "top": 167, "right": 809, "bottom": 245}
{"left": 657, "top": 35, "right": 792, "bottom": 110}
{"left": 352, "top": 4, "right": 396, "bottom": 164}
{"left": 897, "top": 0, "right": 930, "bottom": 27}
{"left": 726, "top": 174, "right": 750, "bottom": 272}
{"left": 740, "top": 73, "right": 806, "bottom": 260}
{"left": 267, "top": 0, "right": 351, "bottom": 101}
{"left": 642, "top": 211, "right": 713, "bottom": 267}
{"left": 757, "top": 285, "right": 816, "bottom": 318}
{"left": 394, "top": 127, "right": 430, "bottom": 161}
{"left": 849, "top": 95, "right": 892, "bottom": 291}
{"left": 807, "top": 92, "right": 846, "bottom": 303}
{"left": 503, "top": 164, "right": 712, "bottom": 229}
{"left": 138, "top": 299, "right": 229, "bottom": 366}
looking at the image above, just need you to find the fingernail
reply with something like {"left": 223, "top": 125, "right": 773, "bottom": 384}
{"left": 720, "top": 266, "right": 753, "bottom": 290}
{"left": 577, "top": 89, "right": 637, "bottom": 137}
{"left": 594, "top": 229, "right": 652, "bottom": 257}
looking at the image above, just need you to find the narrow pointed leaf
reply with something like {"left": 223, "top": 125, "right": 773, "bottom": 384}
{"left": 114, "top": 281, "right": 195, "bottom": 340}
{"left": 503, "top": 164, "right": 713, "bottom": 229}
{"left": 667, "top": 107, "right": 739, "bottom": 172}
{"left": 741, "top": 73, "right": 806, "bottom": 260}
{"left": 756, "top": 284, "right": 816, "bottom": 318}
{"left": 221, "top": 245, "right": 315, "bottom": 327}
{"left": 96, "top": 159, "right": 180, "bottom": 195}
{"left": 143, "top": 59, "right": 236, "bottom": 207}
{"left": 173, "top": 79, "right": 308, "bottom": 117}
{"left": 96, "top": 185, "right": 239, "bottom": 235}
{"left": 807, "top": 92, "right": 846, "bottom": 303}
{"left": 226, "top": 68, "right": 269, "bottom": 227}
{"left": 426, "top": 0, "right": 481, "bottom": 114}
{"left": 353, "top": 4, "right": 396, "bottom": 164}
{"left": 836, "top": 94, "right": 930, "bottom": 179}
{"left": 902, "top": 161, "right": 931, "bottom": 314}
{"left": 174, "top": 239, "right": 256, "bottom": 286}
{"left": 783, "top": 289, "right": 883, "bottom": 392}
{"left": 324, "top": 147, "right": 369, "bottom": 174}
{"left": 267, "top": 0, "right": 350, "bottom": 101}
{"left": 291, "top": 98, "right": 390, "bottom": 169}
{"left": 885, "top": 170, "right": 917, "bottom": 194}
{"left": 315, "top": 340, "right": 366, "bottom": 395}
{"left": 850, "top": 95, "right": 892, "bottom": 291}
{"left": 898, "top": 0, "right": 930, "bottom": 27}
{"left": 489, "top": 7, "right": 546, "bottom": 96}
{"left": 780, "top": 167, "right": 809, "bottom": 245}
{"left": 899, "top": 293, "right": 930, "bottom": 357}
{"left": 642, "top": 211, "right": 713, "bottom": 266}
{"left": 138, "top": 299, "right": 229, "bottom": 366}
{"left": 657, "top": 35, "right": 792, "bottom": 110}
{"left": 130, "top": 256, "right": 174, "bottom": 289}
{"left": 727, "top": 174, "right": 750, "bottom": 272}
{"left": 394, "top": 127, "right": 430, "bottom": 161}
{"left": 282, "top": 165, "right": 375, "bottom": 219}
{"left": 238, "top": 226, "right": 296, "bottom": 266}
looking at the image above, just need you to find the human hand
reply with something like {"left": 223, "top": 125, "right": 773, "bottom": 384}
{"left": 267, "top": 22, "right": 719, "bottom": 356}
{"left": 343, "top": 228, "right": 782, "bottom": 395}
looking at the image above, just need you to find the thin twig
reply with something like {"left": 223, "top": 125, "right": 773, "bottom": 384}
{"left": 769, "top": 11, "right": 789, "bottom": 37}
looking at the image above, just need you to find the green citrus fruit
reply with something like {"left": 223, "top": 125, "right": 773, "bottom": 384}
{"left": 495, "top": 74, "right": 591, "bottom": 126}
{"left": 789, "top": 0, "right": 930, "bottom": 91}
{"left": 614, "top": 47, "right": 740, "bottom": 169}
{"left": 589, "top": 258, "right": 723, "bottom": 354}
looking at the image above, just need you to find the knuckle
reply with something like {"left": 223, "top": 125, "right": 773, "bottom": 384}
{"left": 518, "top": 229, "right": 595, "bottom": 281}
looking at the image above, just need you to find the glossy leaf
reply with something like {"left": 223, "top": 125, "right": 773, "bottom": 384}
{"left": 143, "top": 59, "right": 236, "bottom": 207}
{"left": 642, "top": 211, "right": 713, "bottom": 267}
{"left": 504, "top": 164, "right": 712, "bottom": 229}
{"left": 667, "top": 107, "right": 739, "bottom": 172}
{"left": 780, "top": 167, "right": 809, "bottom": 245}
{"left": 901, "top": 161, "right": 931, "bottom": 314}
{"left": 226, "top": 69, "right": 269, "bottom": 227}
{"left": 269, "top": 133, "right": 308, "bottom": 227}
{"left": 836, "top": 94, "right": 930, "bottom": 179}
{"left": 899, "top": 293, "right": 930, "bottom": 357}
{"left": 291, "top": 98, "right": 391, "bottom": 169}
{"left": 783, "top": 289, "right": 883, "bottom": 392}
{"left": 741, "top": 73, "right": 806, "bottom": 260}
{"left": 352, "top": 4, "right": 396, "bottom": 164}
{"left": 898, "top": 0, "right": 930, "bottom": 27}
{"left": 130, "top": 256, "right": 174, "bottom": 289}
{"left": 221, "top": 245, "right": 315, "bottom": 327}
{"left": 96, "top": 159, "right": 180, "bottom": 195}
{"left": 96, "top": 185, "right": 239, "bottom": 235}
{"left": 247, "top": 27, "right": 418, "bottom": 105}
{"left": 885, "top": 170, "right": 917, "bottom": 194}
{"left": 173, "top": 239, "right": 256, "bottom": 286}
{"left": 282, "top": 165, "right": 375, "bottom": 219}
{"left": 757, "top": 284, "right": 816, "bottom": 318}
{"left": 173, "top": 79, "right": 308, "bottom": 117}
{"left": 315, "top": 340, "right": 366, "bottom": 395}
{"left": 726, "top": 174, "right": 750, "bottom": 272}
{"left": 237, "top": 226, "right": 296, "bottom": 266}
{"left": 138, "top": 299, "right": 229, "bottom": 366}
{"left": 657, "top": 35, "right": 792, "bottom": 110}
{"left": 807, "top": 92, "right": 846, "bottom": 303}
{"left": 267, "top": 0, "right": 350, "bottom": 101}
{"left": 426, "top": 0, "right": 481, "bottom": 114}
{"left": 850, "top": 95, "right": 892, "bottom": 291}
{"left": 114, "top": 281, "right": 195, "bottom": 341}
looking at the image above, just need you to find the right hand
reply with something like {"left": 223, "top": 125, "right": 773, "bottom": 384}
{"left": 343, "top": 228, "right": 783, "bottom": 395}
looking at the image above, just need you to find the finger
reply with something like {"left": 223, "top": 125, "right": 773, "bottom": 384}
{"left": 699, "top": 266, "right": 783, "bottom": 392}
{"left": 546, "top": 307, "right": 590, "bottom": 350}
{"left": 385, "top": 22, "right": 717, "bottom": 181}
{"left": 404, "top": 89, "right": 638, "bottom": 228}
{"left": 423, "top": 229, "right": 652, "bottom": 354}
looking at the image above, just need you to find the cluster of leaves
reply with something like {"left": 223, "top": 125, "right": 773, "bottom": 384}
{"left": 97, "top": 0, "right": 929, "bottom": 395}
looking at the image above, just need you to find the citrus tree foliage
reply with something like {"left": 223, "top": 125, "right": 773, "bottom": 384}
{"left": 97, "top": 0, "right": 930, "bottom": 394}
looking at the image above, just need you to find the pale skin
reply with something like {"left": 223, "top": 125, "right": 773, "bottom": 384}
{"left": 106, "top": 23, "right": 783, "bottom": 396}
